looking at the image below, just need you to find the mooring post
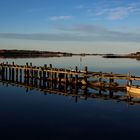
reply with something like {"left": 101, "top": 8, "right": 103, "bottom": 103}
{"left": 50, "top": 64, "right": 53, "bottom": 81}
{"left": 24, "top": 64, "right": 26, "bottom": 79}
{"left": 26, "top": 62, "right": 29, "bottom": 78}
{"left": 109, "top": 72, "right": 114, "bottom": 87}
{"left": 65, "top": 69, "right": 68, "bottom": 84}
{"left": 75, "top": 66, "right": 78, "bottom": 84}
{"left": 99, "top": 71, "right": 102, "bottom": 82}
{"left": 54, "top": 68, "right": 57, "bottom": 82}
{"left": 30, "top": 63, "right": 33, "bottom": 84}
{"left": 58, "top": 68, "right": 61, "bottom": 84}
{"left": 47, "top": 65, "right": 50, "bottom": 80}
{"left": 84, "top": 66, "right": 88, "bottom": 84}
{"left": 20, "top": 68, "right": 22, "bottom": 83}
{"left": 30, "top": 63, "right": 33, "bottom": 77}
{"left": 1, "top": 62, "right": 4, "bottom": 80}
{"left": 35, "top": 67, "right": 39, "bottom": 86}
{"left": 9, "top": 66, "right": 11, "bottom": 80}
{"left": 39, "top": 67, "right": 43, "bottom": 87}
{"left": 43, "top": 64, "right": 47, "bottom": 81}
{"left": 43, "top": 64, "right": 47, "bottom": 87}
{"left": 12, "top": 62, "right": 15, "bottom": 81}
{"left": 69, "top": 66, "right": 72, "bottom": 83}
{"left": 5, "top": 62, "right": 8, "bottom": 80}
{"left": 16, "top": 65, "right": 18, "bottom": 82}
{"left": 26, "top": 62, "right": 29, "bottom": 85}
{"left": 34, "top": 69, "right": 38, "bottom": 86}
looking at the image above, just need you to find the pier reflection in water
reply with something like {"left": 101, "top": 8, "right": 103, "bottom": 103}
{"left": 1, "top": 72, "right": 140, "bottom": 105}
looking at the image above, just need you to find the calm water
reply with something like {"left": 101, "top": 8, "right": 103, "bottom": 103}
{"left": 0, "top": 56, "right": 140, "bottom": 140}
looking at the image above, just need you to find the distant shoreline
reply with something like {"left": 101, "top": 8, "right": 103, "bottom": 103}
{"left": 103, "top": 52, "right": 140, "bottom": 59}
{"left": 0, "top": 49, "right": 73, "bottom": 58}
{"left": 0, "top": 49, "right": 140, "bottom": 59}
{"left": 0, "top": 49, "right": 104, "bottom": 58}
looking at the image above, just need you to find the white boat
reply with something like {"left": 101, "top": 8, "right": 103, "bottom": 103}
{"left": 126, "top": 85, "right": 140, "bottom": 94}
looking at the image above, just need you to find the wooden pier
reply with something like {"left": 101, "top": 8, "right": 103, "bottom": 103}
{"left": 1, "top": 62, "right": 140, "bottom": 104}
{"left": 0, "top": 75, "right": 139, "bottom": 105}
{"left": 0, "top": 62, "right": 140, "bottom": 91}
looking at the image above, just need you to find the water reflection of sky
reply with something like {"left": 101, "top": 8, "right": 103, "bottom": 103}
{"left": 0, "top": 56, "right": 140, "bottom": 75}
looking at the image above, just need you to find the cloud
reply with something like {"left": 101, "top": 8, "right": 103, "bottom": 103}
{"left": 88, "top": 3, "right": 140, "bottom": 20}
{"left": 54, "top": 24, "right": 108, "bottom": 34}
{"left": 49, "top": 16, "right": 72, "bottom": 20}
{"left": 0, "top": 24, "right": 140, "bottom": 42}
{"left": 54, "top": 24, "right": 140, "bottom": 42}
{"left": 107, "top": 6, "right": 134, "bottom": 20}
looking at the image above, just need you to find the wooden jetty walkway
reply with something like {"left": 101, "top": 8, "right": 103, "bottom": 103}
{"left": 0, "top": 62, "right": 140, "bottom": 91}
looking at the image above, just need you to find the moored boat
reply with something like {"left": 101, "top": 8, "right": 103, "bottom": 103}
{"left": 126, "top": 85, "right": 140, "bottom": 94}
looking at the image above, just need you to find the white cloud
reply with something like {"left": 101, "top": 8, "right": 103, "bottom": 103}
{"left": 49, "top": 16, "right": 72, "bottom": 20}
{"left": 88, "top": 3, "right": 140, "bottom": 20}
{"left": 107, "top": 6, "right": 134, "bottom": 20}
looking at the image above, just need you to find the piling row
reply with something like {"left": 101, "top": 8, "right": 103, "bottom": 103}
{"left": 0, "top": 62, "right": 88, "bottom": 86}
{"left": 0, "top": 62, "right": 140, "bottom": 91}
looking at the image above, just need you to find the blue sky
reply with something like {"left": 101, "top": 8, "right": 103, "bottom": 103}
{"left": 0, "top": 0, "right": 140, "bottom": 53}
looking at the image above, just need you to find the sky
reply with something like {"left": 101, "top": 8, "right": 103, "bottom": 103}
{"left": 0, "top": 0, "right": 140, "bottom": 53}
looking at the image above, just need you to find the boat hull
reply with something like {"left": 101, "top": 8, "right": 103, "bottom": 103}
{"left": 126, "top": 86, "right": 140, "bottom": 94}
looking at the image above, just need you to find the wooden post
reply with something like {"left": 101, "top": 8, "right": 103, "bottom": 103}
{"left": 65, "top": 69, "right": 68, "bottom": 84}
{"left": 69, "top": 66, "right": 72, "bottom": 83}
{"left": 109, "top": 72, "right": 114, "bottom": 87}
{"left": 24, "top": 64, "right": 26, "bottom": 80}
{"left": 5, "top": 62, "right": 8, "bottom": 80}
{"left": 84, "top": 66, "right": 88, "bottom": 84}
{"left": 34, "top": 69, "right": 38, "bottom": 86}
{"left": 12, "top": 62, "right": 15, "bottom": 81}
{"left": 9, "top": 67, "right": 11, "bottom": 80}
{"left": 99, "top": 71, "right": 102, "bottom": 82}
{"left": 34, "top": 68, "right": 38, "bottom": 86}
{"left": 26, "top": 63, "right": 29, "bottom": 85}
{"left": 39, "top": 67, "right": 42, "bottom": 87}
{"left": 20, "top": 68, "right": 22, "bottom": 83}
{"left": 30, "top": 63, "right": 33, "bottom": 84}
{"left": 16, "top": 65, "right": 18, "bottom": 82}
{"left": 75, "top": 66, "right": 78, "bottom": 84}
{"left": 26, "top": 63, "right": 29, "bottom": 78}
{"left": 50, "top": 64, "right": 53, "bottom": 81}
{"left": 43, "top": 64, "right": 47, "bottom": 87}
{"left": 1, "top": 63, "right": 4, "bottom": 80}
{"left": 58, "top": 68, "right": 61, "bottom": 84}
{"left": 54, "top": 68, "right": 57, "bottom": 82}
